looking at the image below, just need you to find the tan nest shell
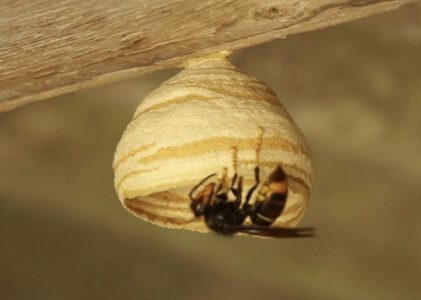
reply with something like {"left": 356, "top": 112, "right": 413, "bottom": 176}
{"left": 113, "top": 52, "right": 314, "bottom": 233}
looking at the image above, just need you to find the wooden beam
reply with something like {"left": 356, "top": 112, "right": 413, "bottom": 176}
{"left": 0, "top": 0, "right": 417, "bottom": 112}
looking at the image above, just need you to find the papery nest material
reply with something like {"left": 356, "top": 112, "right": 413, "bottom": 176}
{"left": 113, "top": 52, "right": 314, "bottom": 233}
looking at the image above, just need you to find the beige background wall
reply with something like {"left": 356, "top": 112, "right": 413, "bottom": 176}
{"left": 1, "top": 3, "right": 421, "bottom": 299}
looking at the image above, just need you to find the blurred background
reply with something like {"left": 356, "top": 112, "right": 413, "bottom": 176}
{"left": 1, "top": 3, "right": 421, "bottom": 299}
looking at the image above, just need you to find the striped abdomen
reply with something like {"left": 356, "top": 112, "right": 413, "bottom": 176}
{"left": 251, "top": 165, "right": 288, "bottom": 226}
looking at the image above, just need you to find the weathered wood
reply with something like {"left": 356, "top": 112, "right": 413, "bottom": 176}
{"left": 0, "top": 0, "right": 417, "bottom": 112}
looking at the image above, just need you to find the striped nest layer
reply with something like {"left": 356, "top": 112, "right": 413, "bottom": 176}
{"left": 113, "top": 52, "right": 314, "bottom": 233}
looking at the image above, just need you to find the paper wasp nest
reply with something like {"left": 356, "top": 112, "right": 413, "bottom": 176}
{"left": 113, "top": 52, "right": 314, "bottom": 232}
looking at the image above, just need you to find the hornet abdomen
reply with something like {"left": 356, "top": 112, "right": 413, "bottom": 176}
{"left": 250, "top": 166, "right": 288, "bottom": 226}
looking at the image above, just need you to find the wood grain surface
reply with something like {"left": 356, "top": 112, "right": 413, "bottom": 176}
{"left": 0, "top": 0, "right": 417, "bottom": 112}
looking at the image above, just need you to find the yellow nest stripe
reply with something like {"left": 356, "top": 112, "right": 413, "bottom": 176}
{"left": 133, "top": 84, "right": 278, "bottom": 119}
{"left": 117, "top": 162, "right": 311, "bottom": 195}
{"left": 165, "top": 83, "right": 278, "bottom": 105}
{"left": 137, "top": 136, "right": 308, "bottom": 164}
{"left": 167, "top": 77, "right": 273, "bottom": 91}
{"left": 116, "top": 168, "right": 158, "bottom": 189}
{"left": 125, "top": 202, "right": 197, "bottom": 226}
{"left": 133, "top": 94, "right": 212, "bottom": 120}
{"left": 113, "top": 143, "right": 156, "bottom": 170}
{"left": 241, "top": 160, "right": 313, "bottom": 184}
